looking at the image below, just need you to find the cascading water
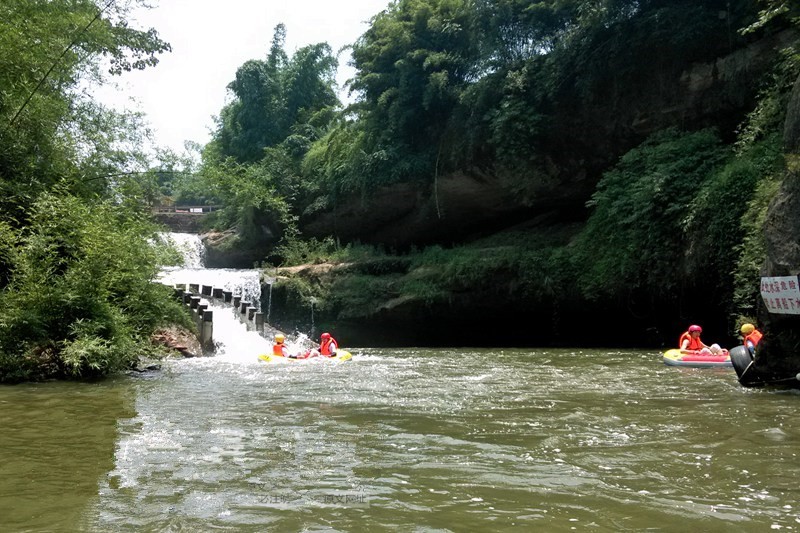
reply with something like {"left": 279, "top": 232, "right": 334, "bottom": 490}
{"left": 160, "top": 232, "right": 206, "bottom": 268}
{"left": 266, "top": 281, "right": 273, "bottom": 323}
{"left": 157, "top": 232, "right": 271, "bottom": 363}
{"left": 309, "top": 296, "right": 317, "bottom": 338}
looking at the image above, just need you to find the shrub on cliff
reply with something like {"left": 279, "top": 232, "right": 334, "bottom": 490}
{"left": 575, "top": 128, "right": 730, "bottom": 304}
{"left": 574, "top": 128, "right": 783, "bottom": 325}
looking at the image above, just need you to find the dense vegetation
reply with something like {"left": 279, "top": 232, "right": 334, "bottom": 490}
{"left": 187, "top": 1, "right": 775, "bottom": 231}
{"left": 170, "top": 0, "right": 799, "bottom": 345}
{"left": 3, "top": 0, "right": 800, "bottom": 378}
{"left": 0, "top": 0, "right": 189, "bottom": 382}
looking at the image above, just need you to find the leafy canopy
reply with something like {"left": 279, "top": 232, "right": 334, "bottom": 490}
{"left": 0, "top": 0, "right": 184, "bottom": 382}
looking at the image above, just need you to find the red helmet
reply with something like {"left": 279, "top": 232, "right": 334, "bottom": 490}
{"left": 688, "top": 325, "right": 702, "bottom": 333}
{"left": 320, "top": 332, "right": 331, "bottom": 340}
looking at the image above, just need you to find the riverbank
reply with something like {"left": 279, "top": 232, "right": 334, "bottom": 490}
{"left": 259, "top": 223, "right": 712, "bottom": 349}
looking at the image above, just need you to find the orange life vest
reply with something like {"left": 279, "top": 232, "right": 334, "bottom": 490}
{"left": 273, "top": 343, "right": 286, "bottom": 356}
{"left": 320, "top": 337, "right": 338, "bottom": 356}
{"left": 679, "top": 332, "right": 703, "bottom": 351}
{"left": 744, "top": 329, "right": 763, "bottom": 347}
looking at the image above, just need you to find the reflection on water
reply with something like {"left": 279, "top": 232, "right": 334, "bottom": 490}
{"left": 2, "top": 349, "right": 800, "bottom": 531}
{"left": 0, "top": 380, "right": 134, "bottom": 531}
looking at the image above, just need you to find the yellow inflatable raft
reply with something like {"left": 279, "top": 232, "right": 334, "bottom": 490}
{"left": 258, "top": 350, "right": 353, "bottom": 364}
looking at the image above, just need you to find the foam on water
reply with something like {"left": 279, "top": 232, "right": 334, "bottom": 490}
{"left": 205, "top": 301, "right": 271, "bottom": 364}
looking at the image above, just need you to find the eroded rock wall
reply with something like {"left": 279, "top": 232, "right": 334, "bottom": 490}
{"left": 302, "top": 30, "right": 797, "bottom": 249}
{"left": 753, "top": 72, "right": 800, "bottom": 380}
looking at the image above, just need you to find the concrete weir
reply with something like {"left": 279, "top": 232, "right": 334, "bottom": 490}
{"left": 174, "top": 287, "right": 214, "bottom": 353}
{"left": 171, "top": 283, "right": 265, "bottom": 354}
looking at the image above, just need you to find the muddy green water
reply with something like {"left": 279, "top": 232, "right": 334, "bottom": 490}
{"left": 1, "top": 348, "right": 799, "bottom": 532}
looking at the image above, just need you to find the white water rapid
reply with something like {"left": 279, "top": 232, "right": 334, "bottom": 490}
{"left": 157, "top": 233, "right": 272, "bottom": 363}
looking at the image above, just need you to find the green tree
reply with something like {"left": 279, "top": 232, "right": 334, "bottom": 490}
{"left": 0, "top": 0, "right": 182, "bottom": 381}
{"left": 0, "top": 0, "right": 170, "bottom": 223}
{"left": 198, "top": 25, "right": 340, "bottom": 248}
{"left": 213, "top": 24, "right": 338, "bottom": 164}
{"left": 0, "top": 192, "right": 188, "bottom": 382}
{"left": 346, "top": 0, "right": 480, "bottom": 183}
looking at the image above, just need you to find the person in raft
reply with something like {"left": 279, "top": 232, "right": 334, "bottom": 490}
{"left": 679, "top": 325, "right": 724, "bottom": 355}
{"left": 740, "top": 323, "right": 763, "bottom": 355}
{"left": 272, "top": 333, "right": 288, "bottom": 357}
{"left": 285, "top": 332, "right": 339, "bottom": 359}
{"left": 679, "top": 325, "right": 707, "bottom": 353}
{"left": 304, "top": 332, "right": 339, "bottom": 358}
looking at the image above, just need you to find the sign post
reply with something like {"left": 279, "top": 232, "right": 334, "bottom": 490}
{"left": 760, "top": 276, "right": 800, "bottom": 315}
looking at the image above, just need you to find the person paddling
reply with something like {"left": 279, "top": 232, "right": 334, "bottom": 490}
{"left": 679, "top": 325, "right": 708, "bottom": 354}
{"left": 740, "top": 323, "right": 763, "bottom": 355}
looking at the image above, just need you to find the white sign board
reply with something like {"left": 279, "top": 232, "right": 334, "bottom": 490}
{"left": 761, "top": 276, "right": 800, "bottom": 315}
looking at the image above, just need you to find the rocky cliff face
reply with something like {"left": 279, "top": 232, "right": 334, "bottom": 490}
{"left": 751, "top": 72, "right": 800, "bottom": 383}
{"left": 301, "top": 30, "right": 798, "bottom": 249}
{"left": 302, "top": 170, "right": 584, "bottom": 250}
{"left": 202, "top": 230, "right": 270, "bottom": 269}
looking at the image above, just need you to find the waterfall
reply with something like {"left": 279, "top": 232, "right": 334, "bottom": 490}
{"left": 158, "top": 267, "right": 262, "bottom": 309}
{"left": 157, "top": 232, "right": 269, "bottom": 362}
{"left": 203, "top": 300, "right": 271, "bottom": 363}
{"left": 266, "top": 280, "right": 273, "bottom": 323}
{"left": 157, "top": 233, "right": 261, "bottom": 307}
{"left": 309, "top": 297, "right": 316, "bottom": 338}
{"left": 160, "top": 232, "right": 206, "bottom": 269}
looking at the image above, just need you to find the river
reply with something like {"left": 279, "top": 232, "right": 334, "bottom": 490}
{"left": 1, "top": 347, "right": 799, "bottom": 531}
{"left": 2, "top": 234, "right": 799, "bottom": 531}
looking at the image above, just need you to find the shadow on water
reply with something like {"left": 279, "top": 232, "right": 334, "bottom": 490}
{"left": 0, "top": 379, "right": 135, "bottom": 531}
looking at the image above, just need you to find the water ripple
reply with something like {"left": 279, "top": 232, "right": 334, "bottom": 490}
{"left": 63, "top": 348, "right": 800, "bottom": 530}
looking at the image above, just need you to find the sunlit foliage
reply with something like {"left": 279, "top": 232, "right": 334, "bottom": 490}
{"left": 0, "top": 0, "right": 182, "bottom": 381}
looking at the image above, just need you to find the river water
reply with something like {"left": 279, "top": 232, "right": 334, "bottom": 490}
{"left": 1, "top": 347, "right": 799, "bottom": 531}
{"left": 2, "top": 234, "right": 799, "bottom": 531}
